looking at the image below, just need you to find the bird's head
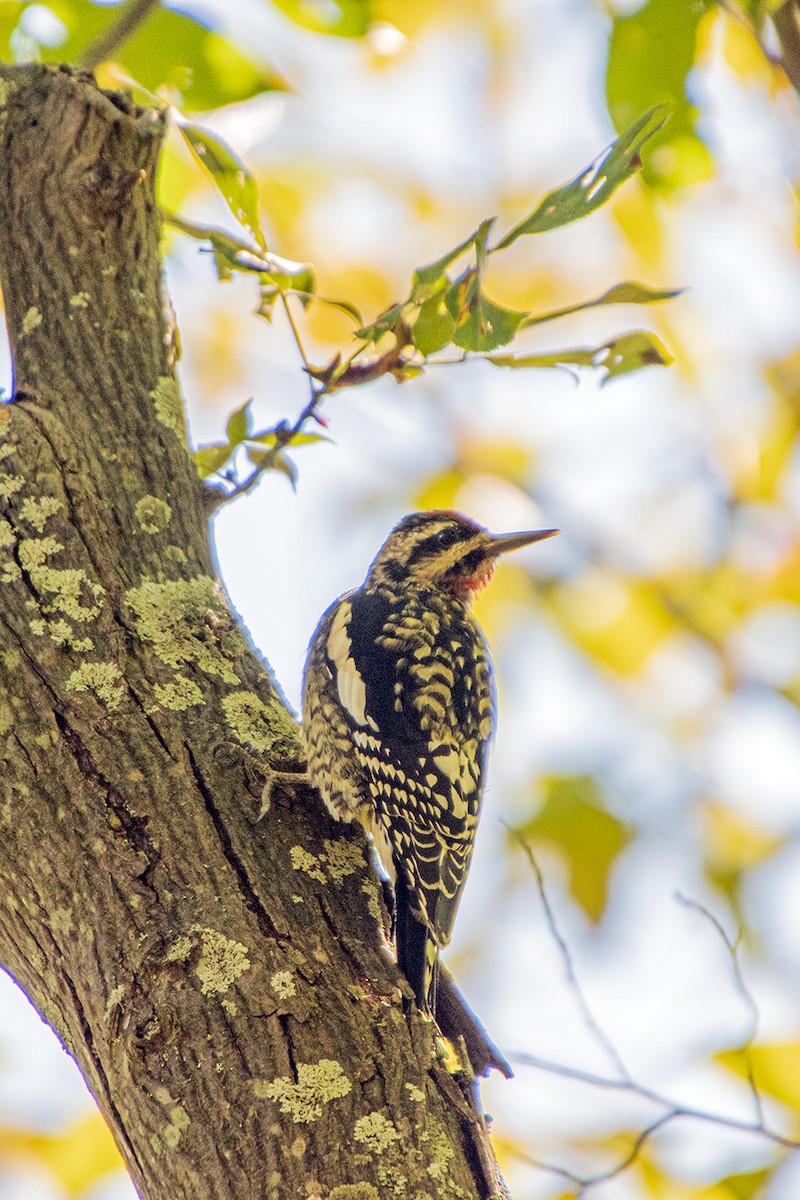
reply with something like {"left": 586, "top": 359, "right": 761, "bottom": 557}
{"left": 364, "top": 510, "right": 558, "bottom": 600}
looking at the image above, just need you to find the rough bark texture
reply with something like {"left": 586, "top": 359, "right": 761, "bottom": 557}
{"left": 0, "top": 64, "right": 505, "bottom": 1200}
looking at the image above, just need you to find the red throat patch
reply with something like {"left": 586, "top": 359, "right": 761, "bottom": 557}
{"left": 450, "top": 559, "right": 495, "bottom": 599}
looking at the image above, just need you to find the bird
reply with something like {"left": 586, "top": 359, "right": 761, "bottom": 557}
{"left": 302, "top": 510, "right": 558, "bottom": 1016}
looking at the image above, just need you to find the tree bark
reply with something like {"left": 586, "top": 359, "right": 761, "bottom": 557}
{"left": 0, "top": 64, "right": 505, "bottom": 1200}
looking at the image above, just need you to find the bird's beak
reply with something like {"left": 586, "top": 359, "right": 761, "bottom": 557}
{"left": 486, "top": 527, "right": 560, "bottom": 558}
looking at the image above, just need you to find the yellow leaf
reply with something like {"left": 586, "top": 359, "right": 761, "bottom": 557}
{"left": 716, "top": 1041, "right": 800, "bottom": 1111}
{"left": 550, "top": 569, "right": 678, "bottom": 676}
{"left": 0, "top": 1112, "right": 125, "bottom": 1194}
{"left": 703, "top": 802, "right": 782, "bottom": 875}
{"left": 514, "top": 776, "right": 634, "bottom": 923}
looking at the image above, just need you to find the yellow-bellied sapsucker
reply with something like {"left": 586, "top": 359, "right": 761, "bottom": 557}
{"left": 302, "top": 510, "right": 558, "bottom": 1014}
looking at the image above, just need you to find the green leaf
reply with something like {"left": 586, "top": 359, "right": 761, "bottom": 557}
{"left": 412, "top": 227, "right": 482, "bottom": 295}
{"left": 606, "top": 0, "right": 710, "bottom": 191}
{"left": 354, "top": 302, "right": 408, "bottom": 344}
{"left": 411, "top": 292, "right": 458, "bottom": 357}
{"left": 521, "top": 280, "right": 683, "bottom": 329}
{"left": 245, "top": 432, "right": 329, "bottom": 448}
{"left": 226, "top": 399, "right": 252, "bottom": 447}
{"left": 513, "top": 776, "right": 634, "bottom": 924}
{"left": 445, "top": 273, "right": 527, "bottom": 353}
{"left": 269, "top": 451, "right": 299, "bottom": 490}
{"left": 269, "top": 0, "right": 371, "bottom": 37}
{"left": 487, "top": 329, "right": 672, "bottom": 381}
{"left": 309, "top": 295, "right": 364, "bottom": 326}
{"left": 177, "top": 121, "right": 265, "bottom": 250}
{"left": 46, "top": 2, "right": 286, "bottom": 112}
{"left": 711, "top": 1165, "right": 779, "bottom": 1200}
{"left": 194, "top": 444, "right": 233, "bottom": 480}
{"left": 495, "top": 106, "right": 669, "bottom": 250}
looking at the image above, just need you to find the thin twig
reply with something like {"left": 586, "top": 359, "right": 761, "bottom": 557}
{"left": 508, "top": 840, "right": 800, "bottom": 1193}
{"left": 674, "top": 891, "right": 765, "bottom": 1125}
{"left": 78, "top": 0, "right": 161, "bottom": 72}
{"left": 507, "top": 827, "right": 630, "bottom": 1080}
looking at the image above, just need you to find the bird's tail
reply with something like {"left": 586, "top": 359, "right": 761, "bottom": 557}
{"left": 394, "top": 874, "right": 438, "bottom": 1013}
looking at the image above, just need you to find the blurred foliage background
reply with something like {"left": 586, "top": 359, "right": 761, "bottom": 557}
{"left": 2, "top": 0, "right": 800, "bottom": 1197}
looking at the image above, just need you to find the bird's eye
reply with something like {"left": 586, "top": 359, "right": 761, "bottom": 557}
{"left": 436, "top": 528, "right": 459, "bottom": 548}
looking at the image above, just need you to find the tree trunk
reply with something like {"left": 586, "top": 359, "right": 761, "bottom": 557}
{"left": 0, "top": 63, "right": 504, "bottom": 1200}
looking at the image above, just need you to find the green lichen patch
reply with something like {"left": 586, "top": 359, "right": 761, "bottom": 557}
{"left": 360, "top": 879, "right": 381, "bottom": 921}
{"left": 19, "top": 496, "right": 62, "bottom": 532}
{"left": 18, "top": 537, "right": 64, "bottom": 570}
{"left": 135, "top": 495, "right": 172, "bottom": 535}
{"left": 0, "top": 444, "right": 15, "bottom": 463}
{"left": 66, "top": 662, "right": 125, "bottom": 710}
{"left": 322, "top": 838, "right": 366, "bottom": 884}
{"left": 328, "top": 1186, "right": 380, "bottom": 1200}
{"left": 37, "top": 618, "right": 93, "bottom": 651}
{"left": 290, "top": 845, "right": 327, "bottom": 884}
{"left": 69, "top": 292, "right": 91, "bottom": 309}
{"left": 221, "top": 690, "right": 299, "bottom": 757}
{"left": 153, "top": 675, "right": 204, "bottom": 711}
{"left": 0, "top": 519, "right": 14, "bottom": 548}
{"left": 289, "top": 839, "right": 367, "bottom": 891}
{"left": 0, "top": 701, "right": 12, "bottom": 735}
{"left": 353, "top": 1112, "right": 401, "bottom": 1155}
{"left": 257, "top": 1060, "right": 351, "bottom": 1124}
{"left": 21, "top": 307, "right": 42, "bottom": 336}
{"left": 162, "top": 1105, "right": 189, "bottom": 1148}
{"left": 19, "top": 535, "right": 105, "bottom": 622}
{"left": 0, "top": 473, "right": 23, "bottom": 500}
{"left": 419, "top": 1118, "right": 455, "bottom": 1182}
{"left": 195, "top": 929, "right": 250, "bottom": 995}
{"left": 405, "top": 1084, "right": 425, "bottom": 1103}
{"left": 168, "top": 926, "right": 251, "bottom": 996}
{"left": 151, "top": 376, "right": 187, "bottom": 442}
{"left": 126, "top": 576, "right": 241, "bottom": 684}
{"left": 269, "top": 970, "right": 296, "bottom": 1000}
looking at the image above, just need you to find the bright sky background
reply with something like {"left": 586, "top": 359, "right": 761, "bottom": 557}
{"left": 2, "top": 0, "right": 800, "bottom": 1197}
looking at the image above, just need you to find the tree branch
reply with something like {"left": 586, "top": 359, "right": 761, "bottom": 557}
{"left": 0, "top": 63, "right": 505, "bottom": 1200}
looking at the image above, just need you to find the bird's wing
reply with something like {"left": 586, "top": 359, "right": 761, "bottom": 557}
{"left": 325, "top": 587, "right": 495, "bottom": 948}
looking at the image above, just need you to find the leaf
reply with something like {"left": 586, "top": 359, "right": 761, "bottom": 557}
{"left": 716, "top": 1041, "right": 800, "bottom": 1109}
{"left": 226, "top": 399, "right": 252, "bottom": 447}
{"left": 245, "top": 431, "right": 329, "bottom": 448}
{"left": 411, "top": 292, "right": 457, "bottom": 357}
{"left": 486, "top": 330, "right": 672, "bottom": 381}
{"left": 521, "top": 281, "right": 683, "bottom": 329}
{"left": 0, "top": 1113, "right": 125, "bottom": 1194}
{"left": 411, "top": 227, "right": 483, "bottom": 295}
{"left": 702, "top": 802, "right": 781, "bottom": 908}
{"left": 711, "top": 1165, "right": 780, "bottom": 1200}
{"left": 445, "top": 272, "right": 527, "bottom": 352}
{"left": 606, "top": 0, "right": 710, "bottom": 191}
{"left": 310, "top": 295, "right": 364, "bottom": 326}
{"left": 546, "top": 569, "right": 680, "bottom": 676}
{"left": 269, "top": 0, "right": 371, "bottom": 37}
{"left": 495, "top": 106, "right": 670, "bottom": 249}
{"left": 47, "top": 2, "right": 286, "bottom": 113}
{"left": 177, "top": 121, "right": 265, "bottom": 250}
{"left": 354, "top": 302, "right": 408, "bottom": 344}
{"left": 270, "top": 451, "right": 299, "bottom": 489}
{"left": 514, "top": 776, "right": 634, "bottom": 923}
{"left": 194, "top": 444, "right": 233, "bottom": 480}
